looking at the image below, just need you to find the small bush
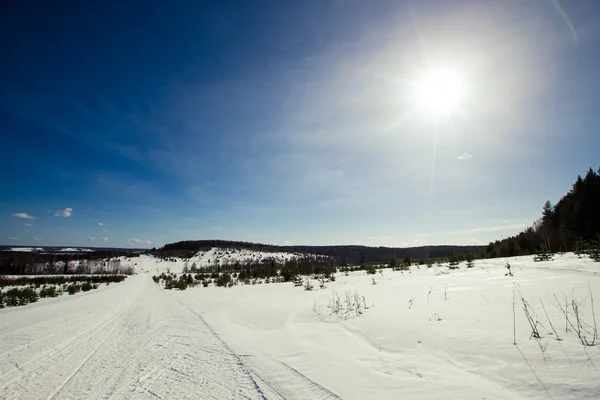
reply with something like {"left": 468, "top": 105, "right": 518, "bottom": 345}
{"left": 293, "top": 275, "right": 304, "bottom": 287}
{"left": 4, "top": 289, "right": 19, "bottom": 307}
{"left": 67, "top": 284, "right": 81, "bottom": 295}
{"left": 590, "top": 246, "right": 600, "bottom": 262}
{"left": 364, "top": 264, "right": 377, "bottom": 275}
{"left": 39, "top": 285, "right": 58, "bottom": 298}
{"left": 19, "top": 287, "right": 39, "bottom": 305}
{"left": 216, "top": 273, "right": 232, "bottom": 287}
{"left": 304, "top": 277, "right": 314, "bottom": 291}
{"left": 175, "top": 277, "right": 188, "bottom": 290}
{"left": 81, "top": 281, "right": 93, "bottom": 292}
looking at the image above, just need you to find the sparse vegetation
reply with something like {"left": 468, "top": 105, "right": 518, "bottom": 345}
{"left": 0, "top": 275, "right": 124, "bottom": 307}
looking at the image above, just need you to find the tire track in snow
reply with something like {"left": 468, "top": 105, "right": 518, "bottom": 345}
{"left": 45, "top": 317, "right": 132, "bottom": 399}
{"left": 175, "top": 297, "right": 343, "bottom": 400}
{"left": 167, "top": 346, "right": 257, "bottom": 400}
{"left": 0, "top": 299, "right": 119, "bottom": 358}
{"left": 0, "top": 298, "right": 130, "bottom": 387}
{"left": 243, "top": 355, "right": 343, "bottom": 400}
{"left": 0, "top": 288, "right": 139, "bottom": 399}
{"left": 173, "top": 298, "right": 268, "bottom": 400}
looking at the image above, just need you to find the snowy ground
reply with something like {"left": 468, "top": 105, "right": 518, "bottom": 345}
{"left": 153, "top": 247, "right": 318, "bottom": 271}
{"left": 1, "top": 253, "right": 600, "bottom": 399}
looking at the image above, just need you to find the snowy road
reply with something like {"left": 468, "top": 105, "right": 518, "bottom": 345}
{"left": 0, "top": 275, "right": 267, "bottom": 400}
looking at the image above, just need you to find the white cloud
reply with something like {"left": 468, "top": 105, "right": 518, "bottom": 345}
{"left": 98, "top": 222, "right": 103, "bottom": 226}
{"left": 454, "top": 222, "right": 529, "bottom": 235}
{"left": 128, "top": 239, "right": 153, "bottom": 247}
{"left": 6, "top": 237, "right": 19, "bottom": 241}
{"left": 24, "top": 223, "right": 33, "bottom": 227}
{"left": 103, "top": 229, "right": 108, "bottom": 232}
{"left": 400, "top": 241, "right": 420, "bottom": 247}
{"left": 11, "top": 213, "right": 35, "bottom": 219}
{"left": 54, "top": 208, "right": 73, "bottom": 217}
{"left": 470, "top": 239, "right": 481, "bottom": 244}
{"left": 457, "top": 152, "right": 473, "bottom": 161}
{"left": 86, "top": 237, "right": 109, "bottom": 242}
{"left": 31, "top": 237, "right": 44, "bottom": 241}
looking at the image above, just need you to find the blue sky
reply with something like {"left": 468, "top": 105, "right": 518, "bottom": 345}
{"left": 1, "top": 0, "right": 599, "bottom": 248}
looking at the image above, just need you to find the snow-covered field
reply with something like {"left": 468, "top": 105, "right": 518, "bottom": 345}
{"left": 1, "top": 253, "right": 599, "bottom": 399}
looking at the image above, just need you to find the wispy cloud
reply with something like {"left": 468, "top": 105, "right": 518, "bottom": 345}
{"left": 457, "top": 153, "right": 473, "bottom": 161}
{"left": 54, "top": 208, "right": 73, "bottom": 217}
{"left": 128, "top": 239, "right": 153, "bottom": 246}
{"left": 470, "top": 238, "right": 481, "bottom": 244}
{"left": 86, "top": 237, "right": 109, "bottom": 242}
{"left": 455, "top": 222, "right": 529, "bottom": 235}
{"left": 31, "top": 237, "right": 44, "bottom": 241}
{"left": 400, "top": 241, "right": 421, "bottom": 247}
{"left": 98, "top": 222, "right": 103, "bottom": 226}
{"left": 24, "top": 222, "right": 33, "bottom": 227}
{"left": 6, "top": 237, "right": 19, "bottom": 241}
{"left": 11, "top": 213, "right": 35, "bottom": 219}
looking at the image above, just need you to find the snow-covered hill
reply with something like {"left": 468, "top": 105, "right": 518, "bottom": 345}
{"left": 138, "top": 247, "right": 320, "bottom": 274}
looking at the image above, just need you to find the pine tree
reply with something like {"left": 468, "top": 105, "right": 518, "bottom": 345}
{"left": 403, "top": 253, "right": 411, "bottom": 268}
{"left": 465, "top": 252, "right": 475, "bottom": 268}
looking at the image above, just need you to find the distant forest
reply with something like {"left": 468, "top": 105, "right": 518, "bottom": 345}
{"left": 486, "top": 167, "right": 600, "bottom": 258}
{"left": 0, "top": 250, "right": 136, "bottom": 275}
{"left": 157, "top": 240, "right": 484, "bottom": 265}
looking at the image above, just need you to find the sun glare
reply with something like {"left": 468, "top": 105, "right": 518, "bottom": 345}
{"left": 414, "top": 68, "right": 466, "bottom": 117}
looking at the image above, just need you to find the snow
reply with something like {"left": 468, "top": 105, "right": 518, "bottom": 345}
{"left": 1, "top": 252, "right": 599, "bottom": 399}
{"left": 147, "top": 247, "right": 317, "bottom": 274}
{"left": 6, "top": 247, "right": 44, "bottom": 252}
{"left": 58, "top": 248, "right": 94, "bottom": 252}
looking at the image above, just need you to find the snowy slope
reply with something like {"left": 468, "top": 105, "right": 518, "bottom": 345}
{"left": 1, "top": 252, "right": 599, "bottom": 399}
{"left": 189, "top": 247, "right": 310, "bottom": 267}
{"left": 143, "top": 247, "right": 317, "bottom": 274}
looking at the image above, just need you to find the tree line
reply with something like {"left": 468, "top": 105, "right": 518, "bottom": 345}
{"left": 0, "top": 251, "right": 135, "bottom": 275}
{"left": 486, "top": 167, "right": 600, "bottom": 258}
{"left": 156, "top": 240, "right": 484, "bottom": 265}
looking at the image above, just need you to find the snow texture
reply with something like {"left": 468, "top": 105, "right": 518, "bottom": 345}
{"left": 1, "top": 252, "right": 600, "bottom": 399}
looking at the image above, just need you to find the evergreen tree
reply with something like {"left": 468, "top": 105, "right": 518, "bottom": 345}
{"left": 389, "top": 257, "right": 397, "bottom": 270}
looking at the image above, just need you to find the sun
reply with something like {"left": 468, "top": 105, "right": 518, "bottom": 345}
{"left": 414, "top": 68, "right": 466, "bottom": 117}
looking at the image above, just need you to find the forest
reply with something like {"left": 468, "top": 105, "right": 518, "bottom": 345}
{"left": 486, "top": 167, "right": 600, "bottom": 259}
